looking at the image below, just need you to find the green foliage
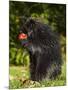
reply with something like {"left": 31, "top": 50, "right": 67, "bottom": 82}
{"left": 9, "top": 1, "right": 66, "bottom": 66}
{"left": 10, "top": 48, "right": 30, "bottom": 66}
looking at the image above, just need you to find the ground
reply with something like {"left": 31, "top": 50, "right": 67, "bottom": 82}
{"left": 9, "top": 56, "right": 66, "bottom": 89}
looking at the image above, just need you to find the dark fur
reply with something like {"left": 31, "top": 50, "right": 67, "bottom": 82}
{"left": 19, "top": 19, "right": 62, "bottom": 81}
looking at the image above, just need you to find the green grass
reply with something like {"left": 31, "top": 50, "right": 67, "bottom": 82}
{"left": 10, "top": 66, "right": 29, "bottom": 78}
{"left": 9, "top": 59, "right": 66, "bottom": 89}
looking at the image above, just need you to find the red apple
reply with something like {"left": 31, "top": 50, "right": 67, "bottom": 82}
{"left": 18, "top": 33, "right": 27, "bottom": 40}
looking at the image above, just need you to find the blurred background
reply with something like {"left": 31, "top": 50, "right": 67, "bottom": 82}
{"left": 9, "top": 1, "right": 66, "bottom": 88}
